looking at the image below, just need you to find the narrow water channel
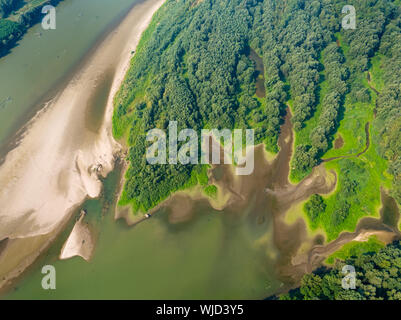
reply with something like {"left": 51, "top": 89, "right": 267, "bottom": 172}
{"left": 0, "top": 0, "right": 142, "bottom": 155}
{"left": 1, "top": 0, "right": 399, "bottom": 300}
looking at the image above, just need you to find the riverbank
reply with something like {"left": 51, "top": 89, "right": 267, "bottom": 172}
{"left": 0, "top": 0, "right": 64, "bottom": 59}
{"left": 0, "top": 0, "right": 165, "bottom": 290}
{"left": 59, "top": 211, "right": 95, "bottom": 261}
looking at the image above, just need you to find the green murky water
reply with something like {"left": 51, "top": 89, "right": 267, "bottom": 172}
{"left": 1, "top": 0, "right": 282, "bottom": 299}
{"left": 6, "top": 162, "right": 281, "bottom": 299}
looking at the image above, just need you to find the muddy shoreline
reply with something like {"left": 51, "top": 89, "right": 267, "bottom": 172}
{"left": 0, "top": 0, "right": 148, "bottom": 166}
{"left": 0, "top": 0, "right": 398, "bottom": 297}
{"left": 125, "top": 107, "right": 399, "bottom": 292}
{"left": 0, "top": 0, "right": 165, "bottom": 291}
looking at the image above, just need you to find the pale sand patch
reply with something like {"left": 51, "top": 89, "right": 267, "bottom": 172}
{"left": 0, "top": 216, "right": 69, "bottom": 292}
{"left": 116, "top": 182, "right": 233, "bottom": 226}
{"left": 0, "top": 0, "right": 165, "bottom": 290}
{"left": 353, "top": 230, "right": 395, "bottom": 243}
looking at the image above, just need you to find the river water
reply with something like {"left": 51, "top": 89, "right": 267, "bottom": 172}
{"left": 0, "top": 0, "right": 141, "bottom": 154}
{"left": 1, "top": 0, "right": 284, "bottom": 300}
{"left": 2, "top": 109, "right": 340, "bottom": 299}
{"left": 1, "top": 0, "right": 400, "bottom": 300}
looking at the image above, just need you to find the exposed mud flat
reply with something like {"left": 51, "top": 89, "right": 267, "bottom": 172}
{"left": 248, "top": 48, "right": 266, "bottom": 98}
{"left": 303, "top": 218, "right": 398, "bottom": 274}
{"left": 334, "top": 134, "right": 344, "bottom": 149}
{"left": 2, "top": 105, "right": 399, "bottom": 299}
{"left": 380, "top": 188, "right": 400, "bottom": 229}
{"left": 1, "top": 0, "right": 398, "bottom": 296}
{"left": 0, "top": 0, "right": 165, "bottom": 289}
{"left": 121, "top": 108, "right": 400, "bottom": 291}
{"left": 121, "top": 110, "right": 338, "bottom": 289}
{"left": 0, "top": 216, "right": 71, "bottom": 291}
{"left": 59, "top": 212, "right": 95, "bottom": 261}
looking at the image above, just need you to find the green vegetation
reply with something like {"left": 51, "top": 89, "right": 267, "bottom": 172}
{"left": 113, "top": 0, "right": 400, "bottom": 226}
{"left": 311, "top": 157, "right": 389, "bottom": 241}
{"left": 287, "top": 0, "right": 399, "bottom": 241}
{"left": 251, "top": 0, "right": 336, "bottom": 153}
{"left": 107, "top": 0, "right": 401, "bottom": 300}
{"left": 325, "top": 236, "right": 384, "bottom": 265}
{"left": 304, "top": 194, "right": 326, "bottom": 229}
{"left": 310, "top": 0, "right": 399, "bottom": 241}
{"left": 372, "top": 9, "right": 401, "bottom": 204}
{"left": 0, "top": 0, "right": 62, "bottom": 56}
{"left": 291, "top": 0, "right": 396, "bottom": 182}
{"left": 280, "top": 240, "right": 401, "bottom": 300}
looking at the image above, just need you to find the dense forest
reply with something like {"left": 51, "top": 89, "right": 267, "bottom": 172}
{"left": 0, "top": 0, "right": 62, "bottom": 56}
{"left": 0, "top": 0, "right": 20, "bottom": 18}
{"left": 114, "top": 0, "right": 400, "bottom": 224}
{"left": 279, "top": 241, "right": 401, "bottom": 300}
{"left": 114, "top": 0, "right": 257, "bottom": 211}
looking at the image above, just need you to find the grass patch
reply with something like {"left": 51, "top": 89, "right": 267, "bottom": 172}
{"left": 369, "top": 53, "right": 385, "bottom": 92}
{"left": 289, "top": 71, "right": 329, "bottom": 183}
{"left": 112, "top": 2, "right": 168, "bottom": 140}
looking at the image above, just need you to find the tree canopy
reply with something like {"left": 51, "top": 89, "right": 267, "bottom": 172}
{"left": 280, "top": 241, "right": 401, "bottom": 300}
{"left": 113, "top": 0, "right": 401, "bottom": 214}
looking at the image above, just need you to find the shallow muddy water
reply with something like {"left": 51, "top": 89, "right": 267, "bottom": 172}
{"left": 1, "top": 0, "right": 400, "bottom": 300}
{"left": 4, "top": 110, "right": 336, "bottom": 299}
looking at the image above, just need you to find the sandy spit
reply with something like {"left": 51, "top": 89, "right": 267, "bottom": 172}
{"left": 0, "top": 0, "right": 164, "bottom": 241}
